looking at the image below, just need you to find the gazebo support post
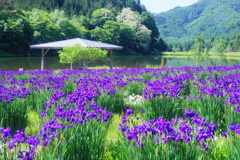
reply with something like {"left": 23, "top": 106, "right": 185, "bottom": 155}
{"left": 109, "top": 49, "right": 113, "bottom": 69}
{"left": 41, "top": 49, "right": 50, "bottom": 70}
{"left": 160, "top": 58, "right": 165, "bottom": 68}
{"left": 83, "top": 60, "right": 87, "bottom": 69}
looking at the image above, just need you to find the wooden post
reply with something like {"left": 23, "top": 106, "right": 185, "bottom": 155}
{"left": 41, "top": 49, "right": 44, "bottom": 70}
{"left": 41, "top": 48, "right": 50, "bottom": 70}
{"left": 83, "top": 60, "right": 87, "bottom": 69}
{"left": 109, "top": 49, "right": 113, "bottom": 69}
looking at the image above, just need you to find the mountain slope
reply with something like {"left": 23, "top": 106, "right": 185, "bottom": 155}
{"left": 155, "top": 0, "right": 240, "bottom": 42}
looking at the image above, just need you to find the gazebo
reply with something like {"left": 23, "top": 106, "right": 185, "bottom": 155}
{"left": 30, "top": 38, "right": 123, "bottom": 70}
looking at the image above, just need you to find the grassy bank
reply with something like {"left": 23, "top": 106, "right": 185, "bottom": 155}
{"left": 164, "top": 51, "right": 240, "bottom": 56}
{"left": 163, "top": 52, "right": 240, "bottom": 60}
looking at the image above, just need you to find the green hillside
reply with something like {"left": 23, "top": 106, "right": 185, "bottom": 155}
{"left": 155, "top": 0, "right": 240, "bottom": 42}
{"left": 0, "top": 0, "right": 166, "bottom": 56}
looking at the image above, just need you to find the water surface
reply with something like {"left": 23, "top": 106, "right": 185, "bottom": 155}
{"left": 0, "top": 55, "right": 239, "bottom": 71}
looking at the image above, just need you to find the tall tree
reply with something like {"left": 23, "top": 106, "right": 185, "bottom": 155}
{"left": 0, "top": 0, "right": 15, "bottom": 11}
{"left": 0, "top": 10, "right": 33, "bottom": 55}
{"left": 232, "top": 34, "right": 240, "bottom": 52}
{"left": 90, "top": 8, "right": 115, "bottom": 27}
{"left": 116, "top": 8, "right": 151, "bottom": 52}
{"left": 29, "top": 9, "right": 63, "bottom": 43}
{"left": 211, "top": 38, "right": 227, "bottom": 64}
{"left": 191, "top": 32, "right": 209, "bottom": 66}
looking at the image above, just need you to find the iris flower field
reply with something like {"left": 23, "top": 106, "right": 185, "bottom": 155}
{"left": 1, "top": 65, "right": 240, "bottom": 159}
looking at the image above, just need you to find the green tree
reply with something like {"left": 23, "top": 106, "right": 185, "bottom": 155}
{"left": 211, "top": 38, "right": 227, "bottom": 55}
{"left": 50, "top": 9, "right": 80, "bottom": 39}
{"left": 211, "top": 38, "right": 227, "bottom": 65}
{"left": 118, "top": 22, "right": 135, "bottom": 48}
{"left": 90, "top": 27, "right": 112, "bottom": 43}
{"left": 153, "top": 38, "right": 168, "bottom": 52}
{"left": 141, "top": 11, "right": 160, "bottom": 49}
{"left": 0, "top": 10, "right": 33, "bottom": 55}
{"left": 0, "top": 0, "right": 15, "bottom": 11}
{"left": 191, "top": 32, "right": 209, "bottom": 66}
{"left": 91, "top": 21, "right": 135, "bottom": 48}
{"left": 29, "top": 9, "right": 63, "bottom": 43}
{"left": 232, "top": 34, "right": 240, "bottom": 51}
{"left": 91, "top": 8, "right": 115, "bottom": 27}
{"left": 116, "top": 8, "right": 151, "bottom": 52}
{"left": 72, "top": 15, "right": 91, "bottom": 30}
{"left": 58, "top": 44, "right": 108, "bottom": 69}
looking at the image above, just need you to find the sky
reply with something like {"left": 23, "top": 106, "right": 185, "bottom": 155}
{"left": 140, "top": 0, "right": 199, "bottom": 13}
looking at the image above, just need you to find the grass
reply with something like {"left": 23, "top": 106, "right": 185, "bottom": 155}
{"left": 164, "top": 51, "right": 240, "bottom": 56}
{"left": 163, "top": 52, "right": 240, "bottom": 60}
{"left": 88, "top": 65, "right": 125, "bottom": 69}
{"left": 164, "top": 52, "right": 193, "bottom": 55}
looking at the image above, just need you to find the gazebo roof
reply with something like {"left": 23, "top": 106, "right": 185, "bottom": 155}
{"left": 30, "top": 38, "right": 123, "bottom": 50}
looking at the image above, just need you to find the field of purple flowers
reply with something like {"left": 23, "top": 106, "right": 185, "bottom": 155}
{"left": 0, "top": 65, "right": 240, "bottom": 159}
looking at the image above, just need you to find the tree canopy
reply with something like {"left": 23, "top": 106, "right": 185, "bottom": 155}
{"left": 0, "top": 1, "right": 166, "bottom": 55}
{"left": 58, "top": 44, "right": 108, "bottom": 69}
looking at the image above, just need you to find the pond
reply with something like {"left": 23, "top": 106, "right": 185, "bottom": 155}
{"left": 0, "top": 55, "right": 240, "bottom": 71}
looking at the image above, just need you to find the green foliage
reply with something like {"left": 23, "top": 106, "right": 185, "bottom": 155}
{"left": 59, "top": 121, "right": 110, "bottom": 160}
{"left": 191, "top": 33, "right": 209, "bottom": 66}
{"left": 25, "top": 111, "right": 40, "bottom": 135}
{"left": 0, "top": 0, "right": 15, "bottom": 11}
{"left": 0, "top": 10, "right": 33, "bottom": 55}
{"left": 124, "top": 81, "right": 146, "bottom": 96}
{"left": 155, "top": 0, "right": 240, "bottom": 51}
{"left": 91, "top": 8, "right": 115, "bottom": 27}
{"left": 226, "top": 136, "right": 240, "bottom": 160}
{"left": 96, "top": 89, "right": 128, "bottom": 114}
{"left": 211, "top": 38, "right": 227, "bottom": 62}
{"left": 58, "top": 44, "right": 108, "bottom": 69}
{"left": 29, "top": 9, "right": 64, "bottom": 43}
{"left": 39, "top": 120, "right": 110, "bottom": 160}
{"left": 90, "top": 20, "right": 135, "bottom": 48}
{"left": 0, "top": 0, "right": 163, "bottom": 55}
{"left": 0, "top": 98, "right": 28, "bottom": 134}
{"left": 62, "top": 80, "right": 76, "bottom": 95}
{"left": 114, "top": 139, "right": 202, "bottom": 160}
{"left": 11, "top": 0, "right": 144, "bottom": 17}
{"left": 232, "top": 34, "right": 240, "bottom": 51}
{"left": 117, "top": 8, "right": 152, "bottom": 52}
{"left": 50, "top": 9, "right": 80, "bottom": 39}
{"left": 141, "top": 11, "right": 161, "bottom": 50}
{"left": 13, "top": 74, "right": 34, "bottom": 81}
{"left": 142, "top": 97, "right": 184, "bottom": 121}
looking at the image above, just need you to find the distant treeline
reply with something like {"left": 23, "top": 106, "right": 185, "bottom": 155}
{"left": 0, "top": 0, "right": 167, "bottom": 56}
{"left": 168, "top": 33, "right": 240, "bottom": 52}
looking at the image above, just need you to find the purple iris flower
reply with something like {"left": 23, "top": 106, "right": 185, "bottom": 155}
{"left": 221, "top": 130, "right": 228, "bottom": 137}
{"left": 1, "top": 126, "right": 12, "bottom": 138}
{"left": 125, "top": 107, "right": 134, "bottom": 116}
{"left": 234, "top": 107, "right": 240, "bottom": 112}
{"left": 184, "top": 109, "right": 195, "bottom": 118}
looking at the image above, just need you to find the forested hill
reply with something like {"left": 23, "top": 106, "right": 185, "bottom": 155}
{"left": 10, "top": 0, "right": 143, "bottom": 17}
{"left": 155, "top": 0, "right": 240, "bottom": 42}
{"left": 0, "top": 0, "right": 167, "bottom": 56}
